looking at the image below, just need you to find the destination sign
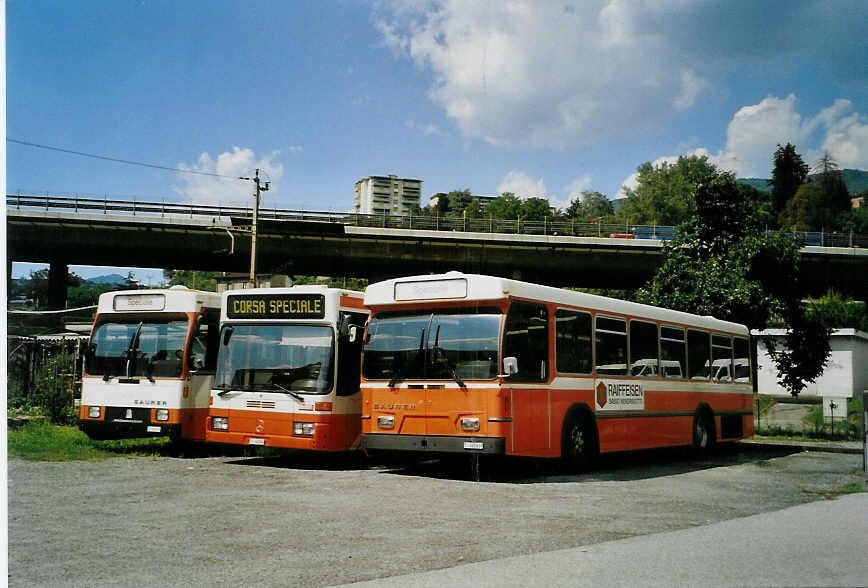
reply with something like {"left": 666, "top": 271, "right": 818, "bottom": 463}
{"left": 227, "top": 293, "right": 326, "bottom": 319}
{"left": 113, "top": 294, "right": 166, "bottom": 311}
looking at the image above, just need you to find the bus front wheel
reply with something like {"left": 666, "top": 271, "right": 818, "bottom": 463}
{"left": 561, "top": 410, "right": 597, "bottom": 473}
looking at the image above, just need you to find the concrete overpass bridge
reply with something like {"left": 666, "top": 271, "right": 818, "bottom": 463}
{"left": 7, "top": 195, "right": 868, "bottom": 308}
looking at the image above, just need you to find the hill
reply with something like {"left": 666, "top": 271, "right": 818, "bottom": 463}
{"left": 738, "top": 169, "right": 868, "bottom": 194}
{"left": 85, "top": 274, "right": 128, "bottom": 285}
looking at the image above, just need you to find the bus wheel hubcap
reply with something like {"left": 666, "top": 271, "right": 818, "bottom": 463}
{"left": 570, "top": 426, "right": 584, "bottom": 454}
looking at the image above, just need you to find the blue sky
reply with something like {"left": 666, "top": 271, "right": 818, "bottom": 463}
{"left": 8, "top": 0, "right": 867, "bottom": 282}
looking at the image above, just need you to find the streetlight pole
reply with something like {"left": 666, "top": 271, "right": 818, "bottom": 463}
{"left": 240, "top": 169, "right": 270, "bottom": 288}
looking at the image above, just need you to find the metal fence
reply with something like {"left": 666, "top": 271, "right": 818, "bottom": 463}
{"left": 8, "top": 194, "right": 868, "bottom": 247}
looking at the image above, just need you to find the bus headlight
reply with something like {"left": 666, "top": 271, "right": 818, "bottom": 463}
{"left": 293, "top": 422, "right": 314, "bottom": 437}
{"left": 88, "top": 406, "right": 101, "bottom": 418}
{"left": 155, "top": 409, "right": 169, "bottom": 421}
{"left": 377, "top": 415, "right": 394, "bottom": 430}
{"left": 211, "top": 417, "right": 229, "bottom": 431}
{"left": 461, "top": 417, "right": 480, "bottom": 432}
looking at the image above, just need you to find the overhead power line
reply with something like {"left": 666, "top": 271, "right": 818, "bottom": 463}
{"left": 7, "top": 138, "right": 243, "bottom": 180}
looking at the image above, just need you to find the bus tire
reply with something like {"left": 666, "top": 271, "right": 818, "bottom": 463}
{"left": 692, "top": 408, "right": 715, "bottom": 455}
{"left": 561, "top": 409, "right": 597, "bottom": 473}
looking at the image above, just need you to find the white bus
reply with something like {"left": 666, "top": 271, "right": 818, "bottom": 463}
{"left": 206, "top": 286, "right": 368, "bottom": 451}
{"left": 79, "top": 286, "right": 221, "bottom": 441}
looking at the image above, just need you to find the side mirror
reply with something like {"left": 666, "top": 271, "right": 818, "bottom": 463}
{"left": 222, "top": 326, "right": 234, "bottom": 346}
{"left": 500, "top": 356, "right": 518, "bottom": 377}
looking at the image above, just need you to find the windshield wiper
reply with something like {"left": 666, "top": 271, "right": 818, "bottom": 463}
{"left": 215, "top": 384, "right": 234, "bottom": 397}
{"left": 432, "top": 325, "right": 465, "bottom": 388}
{"left": 389, "top": 328, "right": 425, "bottom": 387}
{"left": 268, "top": 382, "right": 304, "bottom": 402}
{"left": 126, "top": 322, "right": 145, "bottom": 379}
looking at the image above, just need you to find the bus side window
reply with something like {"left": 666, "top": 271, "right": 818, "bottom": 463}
{"left": 733, "top": 337, "right": 751, "bottom": 384}
{"left": 595, "top": 316, "right": 627, "bottom": 376}
{"left": 687, "top": 329, "right": 710, "bottom": 380}
{"left": 629, "top": 320, "right": 658, "bottom": 378}
{"left": 337, "top": 311, "right": 367, "bottom": 396}
{"left": 660, "top": 326, "right": 685, "bottom": 379}
{"left": 503, "top": 302, "right": 549, "bottom": 382}
{"left": 555, "top": 309, "right": 592, "bottom": 374}
{"left": 711, "top": 334, "right": 733, "bottom": 382}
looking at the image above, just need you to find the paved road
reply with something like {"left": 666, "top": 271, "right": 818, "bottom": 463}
{"left": 346, "top": 493, "right": 868, "bottom": 587}
{"left": 8, "top": 445, "right": 866, "bottom": 587}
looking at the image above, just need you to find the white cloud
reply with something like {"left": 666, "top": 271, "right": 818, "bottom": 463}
{"left": 818, "top": 102, "right": 868, "bottom": 170}
{"left": 497, "top": 170, "right": 546, "bottom": 199}
{"left": 723, "top": 96, "right": 868, "bottom": 177}
{"left": 723, "top": 95, "right": 807, "bottom": 177}
{"left": 564, "top": 174, "right": 593, "bottom": 205}
{"left": 176, "top": 147, "right": 285, "bottom": 206}
{"left": 405, "top": 119, "right": 445, "bottom": 136}
{"left": 616, "top": 96, "right": 868, "bottom": 196}
{"left": 374, "top": 1, "right": 864, "bottom": 149}
{"left": 376, "top": 1, "right": 709, "bottom": 148}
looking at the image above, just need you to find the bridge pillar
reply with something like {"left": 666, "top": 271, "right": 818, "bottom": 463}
{"left": 47, "top": 260, "right": 68, "bottom": 310}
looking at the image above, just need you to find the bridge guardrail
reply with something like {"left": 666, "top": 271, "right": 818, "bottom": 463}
{"left": 8, "top": 194, "right": 867, "bottom": 248}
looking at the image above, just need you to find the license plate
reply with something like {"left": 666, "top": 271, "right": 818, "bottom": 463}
{"left": 248, "top": 438, "right": 265, "bottom": 446}
{"left": 146, "top": 426, "right": 161, "bottom": 433}
{"left": 463, "top": 441, "right": 483, "bottom": 450}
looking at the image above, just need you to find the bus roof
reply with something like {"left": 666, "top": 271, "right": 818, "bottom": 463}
{"left": 364, "top": 272, "right": 748, "bottom": 336}
{"left": 96, "top": 286, "right": 221, "bottom": 314}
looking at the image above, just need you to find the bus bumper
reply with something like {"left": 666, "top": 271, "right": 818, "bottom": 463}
{"left": 79, "top": 420, "right": 179, "bottom": 441}
{"left": 361, "top": 433, "right": 505, "bottom": 455}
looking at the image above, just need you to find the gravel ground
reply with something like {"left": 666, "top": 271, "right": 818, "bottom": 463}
{"left": 8, "top": 445, "right": 864, "bottom": 587}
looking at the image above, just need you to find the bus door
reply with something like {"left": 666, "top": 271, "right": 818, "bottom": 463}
{"left": 501, "top": 301, "right": 550, "bottom": 454}
{"left": 179, "top": 310, "right": 220, "bottom": 441}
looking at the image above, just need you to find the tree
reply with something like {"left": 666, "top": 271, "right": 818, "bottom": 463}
{"left": 165, "top": 270, "right": 218, "bottom": 291}
{"left": 807, "top": 291, "right": 868, "bottom": 332}
{"left": 811, "top": 152, "right": 851, "bottom": 230}
{"left": 778, "top": 154, "right": 852, "bottom": 231}
{"left": 484, "top": 192, "right": 522, "bottom": 219}
{"left": 564, "top": 191, "right": 614, "bottom": 220}
{"left": 768, "top": 143, "right": 808, "bottom": 220}
{"left": 423, "top": 189, "right": 483, "bottom": 219}
{"left": 519, "top": 197, "right": 553, "bottom": 221}
{"left": 636, "top": 170, "right": 830, "bottom": 396}
{"left": 618, "top": 156, "right": 718, "bottom": 225}
{"left": 779, "top": 183, "right": 821, "bottom": 230}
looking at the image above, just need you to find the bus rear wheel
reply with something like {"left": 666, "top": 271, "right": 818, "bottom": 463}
{"left": 692, "top": 410, "right": 715, "bottom": 455}
{"left": 561, "top": 411, "right": 596, "bottom": 473}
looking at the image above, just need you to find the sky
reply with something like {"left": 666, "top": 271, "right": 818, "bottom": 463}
{"left": 7, "top": 0, "right": 867, "bottom": 282}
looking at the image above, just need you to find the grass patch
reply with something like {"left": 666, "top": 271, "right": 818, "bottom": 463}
{"left": 8, "top": 422, "right": 172, "bottom": 461}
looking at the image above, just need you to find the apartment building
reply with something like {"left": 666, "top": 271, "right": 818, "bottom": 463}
{"left": 354, "top": 175, "right": 422, "bottom": 216}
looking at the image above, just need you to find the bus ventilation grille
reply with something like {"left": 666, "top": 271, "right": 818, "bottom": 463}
{"left": 246, "top": 400, "right": 277, "bottom": 409}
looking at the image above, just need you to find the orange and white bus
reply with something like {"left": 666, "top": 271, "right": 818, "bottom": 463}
{"left": 206, "top": 286, "right": 368, "bottom": 451}
{"left": 360, "top": 272, "right": 753, "bottom": 470}
{"left": 80, "top": 287, "right": 221, "bottom": 441}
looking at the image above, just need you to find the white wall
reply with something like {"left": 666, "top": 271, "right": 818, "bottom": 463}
{"left": 754, "top": 329, "right": 868, "bottom": 417}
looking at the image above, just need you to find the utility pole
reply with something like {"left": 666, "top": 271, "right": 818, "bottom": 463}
{"left": 240, "top": 169, "right": 270, "bottom": 288}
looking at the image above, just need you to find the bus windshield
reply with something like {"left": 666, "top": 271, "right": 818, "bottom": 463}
{"left": 363, "top": 309, "right": 502, "bottom": 382}
{"left": 215, "top": 325, "right": 335, "bottom": 394}
{"left": 86, "top": 319, "right": 190, "bottom": 379}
